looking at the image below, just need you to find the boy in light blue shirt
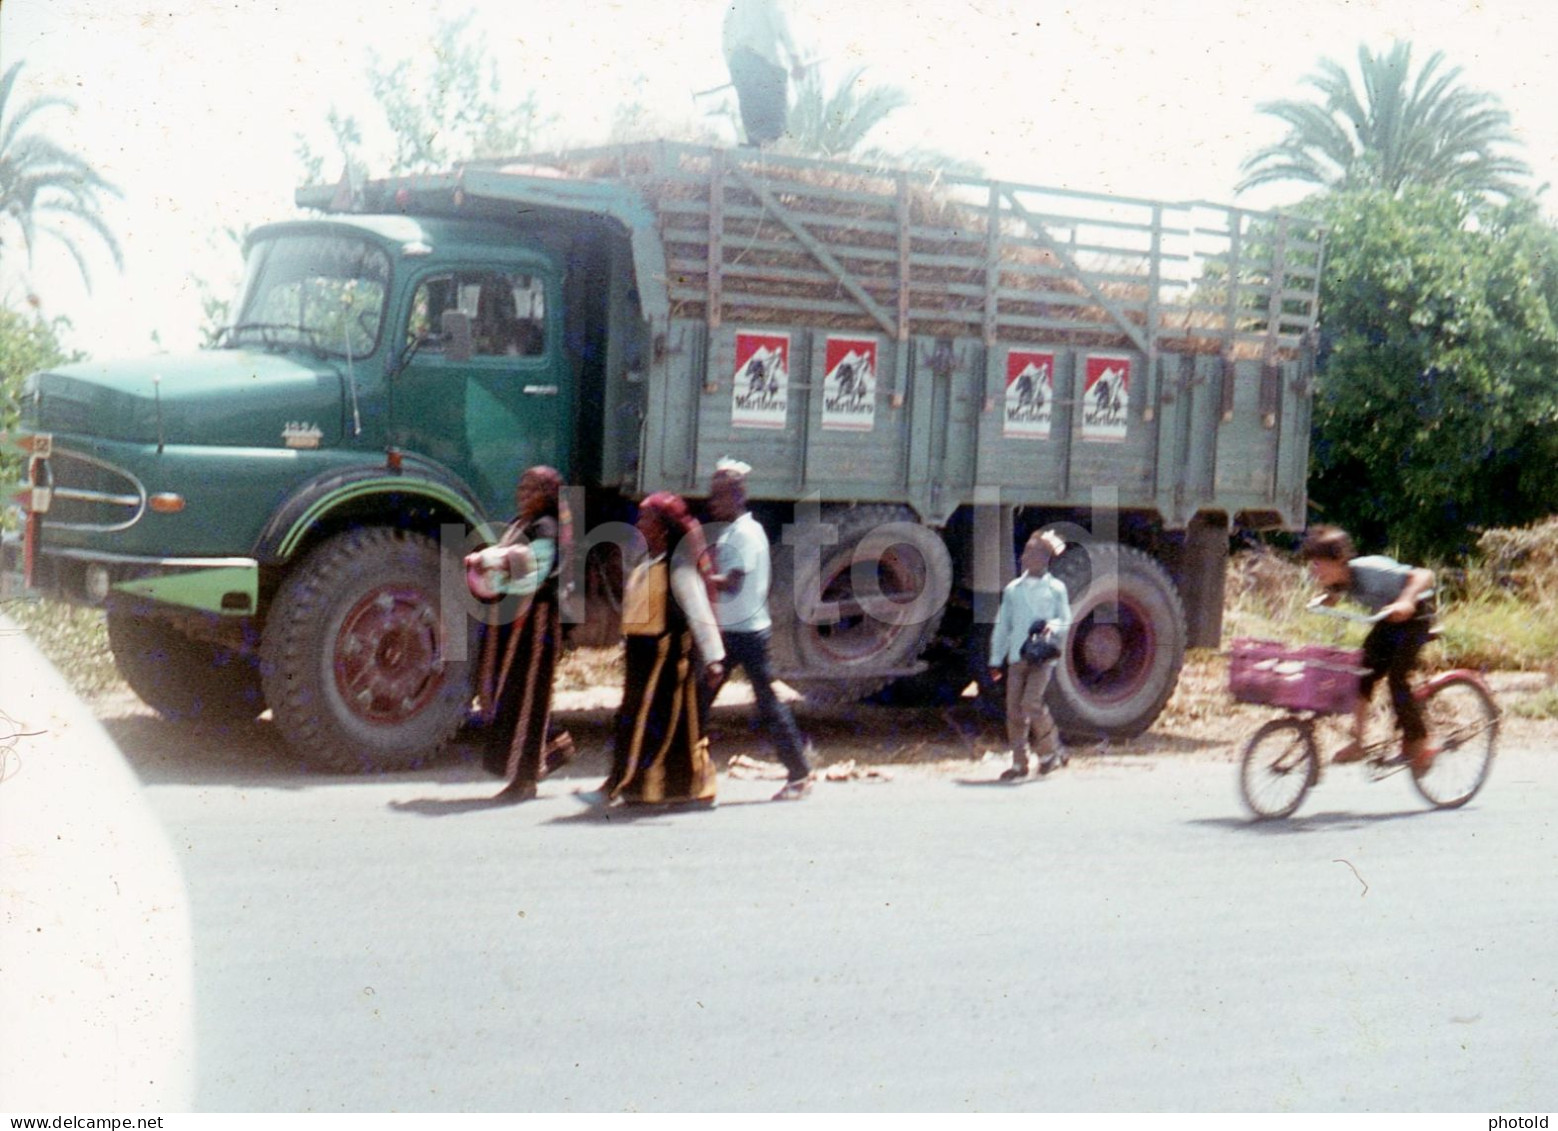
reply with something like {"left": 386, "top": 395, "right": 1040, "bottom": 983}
{"left": 989, "top": 530, "right": 1072, "bottom": 779}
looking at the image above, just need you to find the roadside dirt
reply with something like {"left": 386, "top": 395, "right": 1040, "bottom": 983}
{"left": 85, "top": 652, "right": 1555, "bottom": 785}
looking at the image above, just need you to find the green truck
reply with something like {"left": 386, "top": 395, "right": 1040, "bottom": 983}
{"left": 5, "top": 142, "right": 1324, "bottom": 770}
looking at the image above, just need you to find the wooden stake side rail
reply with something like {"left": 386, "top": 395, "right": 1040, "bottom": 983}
{"left": 535, "top": 142, "right": 1323, "bottom": 360}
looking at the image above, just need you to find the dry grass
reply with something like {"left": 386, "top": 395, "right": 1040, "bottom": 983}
{"left": 553, "top": 645, "right": 623, "bottom": 693}
{"left": 1218, "top": 528, "right": 1558, "bottom": 719}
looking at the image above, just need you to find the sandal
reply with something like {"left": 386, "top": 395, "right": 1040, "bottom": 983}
{"left": 1404, "top": 739, "right": 1439, "bottom": 776}
{"left": 772, "top": 775, "right": 814, "bottom": 801}
{"left": 1332, "top": 741, "right": 1366, "bottom": 764}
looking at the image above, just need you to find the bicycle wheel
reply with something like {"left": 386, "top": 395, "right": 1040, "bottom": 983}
{"left": 1411, "top": 673, "right": 1499, "bottom": 809}
{"left": 1239, "top": 717, "right": 1318, "bottom": 819}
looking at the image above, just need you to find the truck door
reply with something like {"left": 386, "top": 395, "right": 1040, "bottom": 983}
{"left": 394, "top": 269, "right": 566, "bottom": 519}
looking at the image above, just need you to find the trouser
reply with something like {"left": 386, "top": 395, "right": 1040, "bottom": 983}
{"left": 1360, "top": 616, "right": 1433, "bottom": 742}
{"left": 1005, "top": 659, "right": 1058, "bottom": 765}
{"left": 727, "top": 48, "right": 788, "bottom": 145}
{"left": 701, "top": 628, "right": 812, "bottom": 781}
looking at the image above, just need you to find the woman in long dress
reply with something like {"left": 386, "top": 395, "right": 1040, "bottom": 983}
{"left": 602, "top": 492, "right": 725, "bottom": 806}
{"left": 464, "top": 466, "right": 574, "bottom": 803}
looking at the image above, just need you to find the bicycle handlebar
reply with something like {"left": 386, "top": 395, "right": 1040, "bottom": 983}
{"left": 1305, "top": 589, "right": 1436, "bottom": 624}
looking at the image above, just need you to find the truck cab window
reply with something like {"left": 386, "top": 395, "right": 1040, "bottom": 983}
{"left": 408, "top": 271, "right": 546, "bottom": 358}
{"left": 229, "top": 234, "right": 389, "bottom": 357}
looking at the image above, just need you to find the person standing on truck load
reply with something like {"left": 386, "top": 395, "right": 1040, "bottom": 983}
{"left": 989, "top": 530, "right": 1072, "bottom": 780}
{"left": 1300, "top": 525, "right": 1439, "bottom": 775}
{"left": 722, "top": 0, "right": 803, "bottom": 146}
{"left": 591, "top": 492, "right": 725, "bottom": 807}
{"left": 700, "top": 458, "right": 817, "bottom": 801}
{"left": 464, "top": 466, "right": 576, "bottom": 802}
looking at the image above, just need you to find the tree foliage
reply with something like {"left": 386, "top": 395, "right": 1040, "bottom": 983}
{"left": 1305, "top": 187, "right": 1558, "bottom": 559}
{"left": 1240, "top": 42, "right": 1530, "bottom": 203}
{"left": 1, "top": 304, "right": 80, "bottom": 496}
{"left": 296, "top": 11, "right": 554, "bottom": 183}
{"left": 783, "top": 66, "right": 909, "bottom": 160}
{"left": 0, "top": 61, "right": 122, "bottom": 291}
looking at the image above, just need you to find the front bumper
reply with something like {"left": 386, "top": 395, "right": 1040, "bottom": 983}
{"left": 17, "top": 542, "right": 260, "bottom": 615}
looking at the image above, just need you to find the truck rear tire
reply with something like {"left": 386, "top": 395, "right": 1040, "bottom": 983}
{"left": 1047, "top": 543, "right": 1186, "bottom": 740}
{"left": 107, "top": 608, "right": 266, "bottom": 724}
{"left": 261, "top": 528, "right": 474, "bottom": 772}
{"left": 770, "top": 504, "right": 950, "bottom": 704}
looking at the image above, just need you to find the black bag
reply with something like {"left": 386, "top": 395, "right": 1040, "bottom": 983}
{"left": 1019, "top": 618, "right": 1060, "bottom": 664}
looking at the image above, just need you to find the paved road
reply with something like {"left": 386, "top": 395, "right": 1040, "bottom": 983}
{"left": 114, "top": 707, "right": 1556, "bottom": 1113}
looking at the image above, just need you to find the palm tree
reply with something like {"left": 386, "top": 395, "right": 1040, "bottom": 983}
{"left": 1238, "top": 41, "right": 1530, "bottom": 202}
{"left": 0, "top": 61, "right": 122, "bottom": 289}
{"left": 783, "top": 66, "right": 909, "bottom": 160}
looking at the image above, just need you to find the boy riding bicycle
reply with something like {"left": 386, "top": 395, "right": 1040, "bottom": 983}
{"left": 1300, "top": 525, "right": 1438, "bottom": 774}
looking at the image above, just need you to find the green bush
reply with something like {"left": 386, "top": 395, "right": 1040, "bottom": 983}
{"left": 1, "top": 305, "right": 80, "bottom": 529}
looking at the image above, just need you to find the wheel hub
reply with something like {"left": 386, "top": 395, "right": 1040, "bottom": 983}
{"left": 1080, "top": 623, "right": 1124, "bottom": 670}
{"left": 813, "top": 548, "right": 924, "bottom": 662}
{"left": 1072, "top": 600, "right": 1156, "bottom": 701}
{"left": 335, "top": 586, "right": 444, "bottom": 723}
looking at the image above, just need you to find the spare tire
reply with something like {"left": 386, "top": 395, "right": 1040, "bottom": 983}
{"left": 1047, "top": 542, "right": 1186, "bottom": 740}
{"left": 770, "top": 504, "right": 951, "bottom": 705}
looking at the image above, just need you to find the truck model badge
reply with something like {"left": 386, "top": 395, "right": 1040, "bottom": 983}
{"left": 281, "top": 421, "right": 323, "bottom": 449}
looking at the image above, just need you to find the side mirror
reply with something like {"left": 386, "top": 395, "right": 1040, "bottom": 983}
{"left": 440, "top": 310, "right": 473, "bottom": 362}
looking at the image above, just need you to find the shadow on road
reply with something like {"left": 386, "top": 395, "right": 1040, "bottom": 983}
{"left": 102, "top": 692, "right": 1231, "bottom": 793}
{"left": 1191, "top": 807, "right": 1437, "bottom": 835}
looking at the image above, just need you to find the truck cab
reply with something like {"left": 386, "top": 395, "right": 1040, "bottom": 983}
{"left": 9, "top": 196, "right": 647, "bottom": 770}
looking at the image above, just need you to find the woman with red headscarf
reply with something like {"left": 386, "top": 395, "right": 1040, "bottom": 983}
{"left": 464, "top": 465, "right": 574, "bottom": 802}
{"left": 594, "top": 491, "right": 725, "bottom": 806}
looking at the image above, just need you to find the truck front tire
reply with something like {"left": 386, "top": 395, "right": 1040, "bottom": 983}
{"left": 261, "top": 528, "right": 474, "bottom": 772}
{"left": 1047, "top": 543, "right": 1186, "bottom": 740}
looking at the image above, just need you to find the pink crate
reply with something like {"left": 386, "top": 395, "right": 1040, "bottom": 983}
{"left": 1229, "top": 639, "right": 1363, "bottom": 715}
{"left": 1228, "top": 638, "right": 1286, "bottom": 704}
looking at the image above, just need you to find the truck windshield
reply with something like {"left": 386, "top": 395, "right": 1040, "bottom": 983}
{"left": 225, "top": 233, "right": 391, "bottom": 357}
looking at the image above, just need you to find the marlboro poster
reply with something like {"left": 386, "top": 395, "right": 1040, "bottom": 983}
{"left": 731, "top": 331, "right": 790, "bottom": 430}
{"left": 1003, "top": 350, "right": 1054, "bottom": 439}
{"left": 821, "top": 336, "right": 877, "bottom": 432}
{"left": 1081, "top": 354, "right": 1131, "bottom": 442}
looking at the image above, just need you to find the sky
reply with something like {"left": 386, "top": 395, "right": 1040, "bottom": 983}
{"left": 4, "top": 0, "right": 1558, "bottom": 361}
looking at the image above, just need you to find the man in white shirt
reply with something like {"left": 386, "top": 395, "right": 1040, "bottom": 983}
{"left": 703, "top": 458, "right": 816, "bottom": 799}
{"left": 722, "top": 0, "right": 803, "bottom": 146}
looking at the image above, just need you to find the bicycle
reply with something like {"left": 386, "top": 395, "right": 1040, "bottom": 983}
{"left": 1230, "top": 596, "right": 1500, "bottom": 820}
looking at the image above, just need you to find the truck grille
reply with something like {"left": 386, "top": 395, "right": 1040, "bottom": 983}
{"left": 37, "top": 391, "right": 89, "bottom": 434}
{"left": 40, "top": 447, "right": 145, "bottom": 532}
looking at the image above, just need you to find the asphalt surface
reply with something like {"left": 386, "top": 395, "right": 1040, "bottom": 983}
{"left": 0, "top": 617, "right": 193, "bottom": 1112}
{"left": 103, "top": 705, "right": 1558, "bottom": 1114}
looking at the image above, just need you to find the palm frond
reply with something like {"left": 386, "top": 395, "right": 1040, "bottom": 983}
{"left": 1240, "top": 39, "right": 1529, "bottom": 203}
{"left": 0, "top": 60, "right": 122, "bottom": 288}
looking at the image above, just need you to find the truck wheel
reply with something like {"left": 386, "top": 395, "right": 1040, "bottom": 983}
{"left": 565, "top": 541, "right": 625, "bottom": 649}
{"left": 771, "top": 505, "right": 950, "bottom": 704}
{"left": 107, "top": 609, "right": 265, "bottom": 724}
{"left": 261, "top": 528, "right": 474, "bottom": 772}
{"left": 1047, "top": 543, "right": 1186, "bottom": 740}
